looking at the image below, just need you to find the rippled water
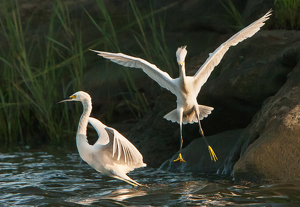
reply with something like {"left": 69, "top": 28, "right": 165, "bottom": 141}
{"left": 1, "top": 150, "right": 300, "bottom": 206}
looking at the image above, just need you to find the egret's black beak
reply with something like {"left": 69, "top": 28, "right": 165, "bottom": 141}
{"left": 58, "top": 94, "right": 77, "bottom": 103}
{"left": 58, "top": 98, "right": 72, "bottom": 103}
{"left": 58, "top": 95, "right": 76, "bottom": 103}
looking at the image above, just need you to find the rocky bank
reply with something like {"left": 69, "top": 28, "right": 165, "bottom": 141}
{"left": 139, "top": 30, "right": 300, "bottom": 184}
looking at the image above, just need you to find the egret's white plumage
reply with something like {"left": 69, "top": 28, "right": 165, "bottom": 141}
{"left": 59, "top": 91, "right": 146, "bottom": 186}
{"left": 91, "top": 10, "right": 272, "bottom": 162}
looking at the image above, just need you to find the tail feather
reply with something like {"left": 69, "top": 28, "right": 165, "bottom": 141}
{"left": 164, "top": 109, "right": 178, "bottom": 123}
{"left": 164, "top": 105, "right": 214, "bottom": 124}
{"left": 198, "top": 105, "right": 214, "bottom": 120}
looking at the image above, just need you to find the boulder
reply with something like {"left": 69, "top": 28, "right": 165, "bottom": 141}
{"left": 127, "top": 91, "right": 180, "bottom": 168}
{"left": 231, "top": 41, "right": 300, "bottom": 183}
{"left": 159, "top": 129, "right": 243, "bottom": 173}
{"left": 197, "top": 30, "right": 300, "bottom": 182}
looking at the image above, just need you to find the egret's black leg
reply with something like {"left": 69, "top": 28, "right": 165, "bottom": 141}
{"left": 174, "top": 108, "right": 186, "bottom": 162}
{"left": 194, "top": 106, "right": 218, "bottom": 162}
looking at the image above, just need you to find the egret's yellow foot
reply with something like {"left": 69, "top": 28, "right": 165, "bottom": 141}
{"left": 208, "top": 145, "right": 218, "bottom": 162}
{"left": 173, "top": 153, "right": 186, "bottom": 162}
{"left": 142, "top": 184, "right": 150, "bottom": 188}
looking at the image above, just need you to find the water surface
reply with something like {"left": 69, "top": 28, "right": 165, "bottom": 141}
{"left": 1, "top": 150, "right": 300, "bottom": 206}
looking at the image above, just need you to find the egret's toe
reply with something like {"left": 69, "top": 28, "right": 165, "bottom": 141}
{"left": 173, "top": 153, "right": 186, "bottom": 162}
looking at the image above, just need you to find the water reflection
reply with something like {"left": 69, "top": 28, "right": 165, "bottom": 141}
{"left": 71, "top": 188, "right": 148, "bottom": 205}
{"left": 1, "top": 151, "right": 300, "bottom": 206}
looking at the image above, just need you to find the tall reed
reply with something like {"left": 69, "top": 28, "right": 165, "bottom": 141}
{"left": 0, "top": 0, "right": 85, "bottom": 148}
{"left": 86, "top": 0, "right": 174, "bottom": 120}
{"left": 0, "top": 0, "right": 174, "bottom": 148}
{"left": 274, "top": 0, "right": 300, "bottom": 29}
{"left": 219, "top": 0, "right": 244, "bottom": 29}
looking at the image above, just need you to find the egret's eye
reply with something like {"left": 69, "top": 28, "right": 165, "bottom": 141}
{"left": 70, "top": 95, "right": 77, "bottom": 99}
{"left": 178, "top": 61, "right": 184, "bottom": 65}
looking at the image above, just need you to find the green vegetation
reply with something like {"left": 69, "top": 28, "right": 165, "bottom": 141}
{"left": 274, "top": 0, "right": 300, "bottom": 29}
{"left": 0, "top": 0, "right": 173, "bottom": 149}
{"left": 220, "top": 0, "right": 300, "bottom": 30}
{"left": 0, "top": 0, "right": 86, "bottom": 148}
{"left": 219, "top": 0, "right": 244, "bottom": 29}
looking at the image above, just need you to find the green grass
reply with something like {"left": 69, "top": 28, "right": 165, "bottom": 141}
{"left": 274, "top": 0, "right": 300, "bottom": 29}
{"left": 219, "top": 0, "right": 244, "bottom": 29}
{"left": 219, "top": 0, "right": 300, "bottom": 30}
{"left": 0, "top": 0, "right": 173, "bottom": 149}
{"left": 86, "top": 0, "right": 174, "bottom": 120}
{"left": 0, "top": 0, "right": 85, "bottom": 148}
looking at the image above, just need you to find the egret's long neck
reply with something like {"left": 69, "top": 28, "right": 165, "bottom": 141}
{"left": 76, "top": 98, "right": 92, "bottom": 162}
{"left": 179, "top": 63, "right": 187, "bottom": 90}
{"left": 77, "top": 99, "right": 92, "bottom": 136}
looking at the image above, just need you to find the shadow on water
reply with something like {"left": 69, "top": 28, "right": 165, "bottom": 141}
{"left": 1, "top": 151, "right": 300, "bottom": 206}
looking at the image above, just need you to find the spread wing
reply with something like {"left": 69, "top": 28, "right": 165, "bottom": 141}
{"left": 90, "top": 49, "right": 177, "bottom": 95}
{"left": 193, "top": 10, "right": 272, "bottom": 95}
{"left": 88, "top": 117, "right": 145, "bottom": 167}
{"left": 105, "top": 127, "right": 145, "bottom": 167}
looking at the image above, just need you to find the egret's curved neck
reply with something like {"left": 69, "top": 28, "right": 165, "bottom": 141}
{"left": 76, "top": 98, "right": 93, "bottom": 163}
{"left": 77, "top": 99, "right": 92, "bottom": 135}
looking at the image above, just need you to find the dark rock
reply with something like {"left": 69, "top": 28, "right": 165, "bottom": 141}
{"left": 231, "top": 41, "right": 300, "bottom": 183}
{"left": 159, "top": 129, "right": 243, "bottom": 173}
{"left": 128, "top": 90, "right": 179, "bottom": 168}
{"left": 214, "top": 30, "right": 300, "bottom": 180}
{"left": 198, "top": 30, "right": 295, "bottom": 135}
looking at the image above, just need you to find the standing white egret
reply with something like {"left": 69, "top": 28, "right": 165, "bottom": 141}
{"left": 59, "top": 91, "right": 146, "bottom": 186}
{"left": 91, "top": 10, "right": 271, "bottom": 162}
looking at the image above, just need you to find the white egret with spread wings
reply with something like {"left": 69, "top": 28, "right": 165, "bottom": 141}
{"left": 91, "top": 10, "right": 272, "bottom": 162}
{"left": 59, "top": 91, "right": 146, "bottom": 186}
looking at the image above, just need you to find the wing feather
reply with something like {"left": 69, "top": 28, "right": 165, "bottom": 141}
{"left": 90, "top": 50, "right": 177, "bottom": 95}
{"left": 89, "top": 117, "right": 145, "bottom": 167}
{"left": 193, "top": 10, "right": 272, "bottom": 94}
{"left": 88, "top": 117, "right": 109, "bottom": 146}
{"left": 104, "top": 127, "right": 145, "bottom": 167}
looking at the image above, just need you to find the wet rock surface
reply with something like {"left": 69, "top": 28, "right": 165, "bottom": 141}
{"left": 159, "top": 129, "right": 243, "bottom": 173}
{"left": 231, "top": 40, "right": 300, "bottom": 183}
